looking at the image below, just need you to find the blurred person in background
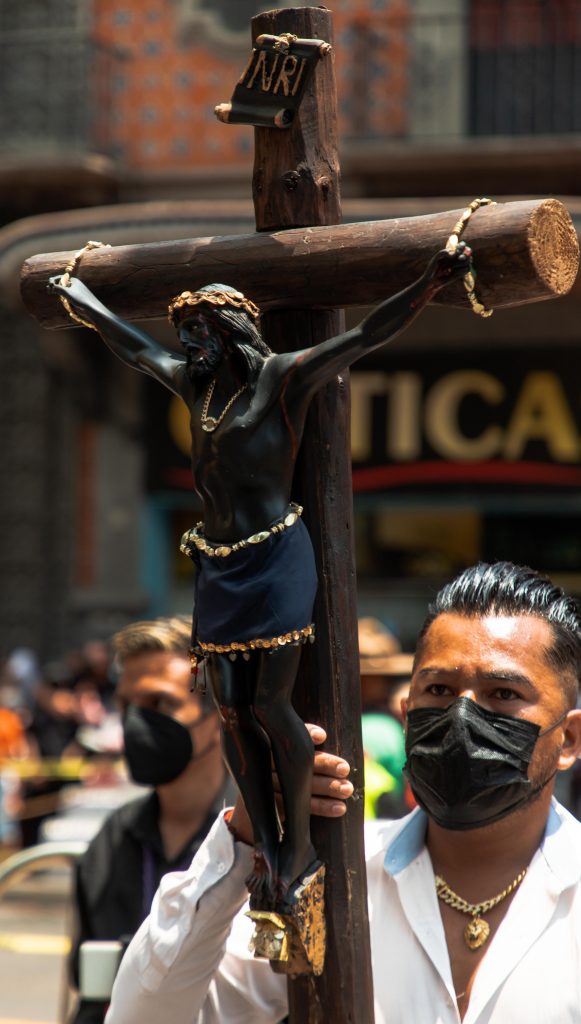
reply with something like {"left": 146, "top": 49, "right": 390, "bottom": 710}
{"left": 73, "top": 641, "right": 117, "bottom": 714}
{"left": 3, "top": 647, "right": 41, "bottom": 724}
{"left": 0, "top": 660, "right": 31, "bottom": 759}
{"left": 69, "top": 616, "right": 234, "bottom": 1024}
{"left": 362, "top": 712, "right": 410, "bottom": 819}
{"left": 382, "top": 652, "right": 414, "bottom": 725}
{"left": 0, "top": 662, "right": 32, "bottom": 851}
{"left": 359, "top": 619, "right": 414, "bottom": 818}
{"left": 358, "top": 616, "right": 401, "bottom": 713}
{"left": 361, "top": 738, "right": 399, "bottom": 820}
{"left": 31, "top": 645, "right": 114, "bottom": 761}
{"left": 20, "top": 648, "right": 115, "bottom": 846}
{"left": 0, "top": 771, "right": 22, "bottom": 852}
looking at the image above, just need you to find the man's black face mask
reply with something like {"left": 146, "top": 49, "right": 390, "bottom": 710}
{"left": 122, "top": 705, "right": 194, "bottom": 786}
{"left": 404, "top": 696, "right": 565, "bottom": 830}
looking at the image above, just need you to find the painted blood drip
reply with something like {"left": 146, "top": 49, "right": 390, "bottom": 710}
{"left": 279, "top": 367, "right": 299, "bottom": 461}
{"left": 219, "top": 705, "right": 247, "bottom": 776}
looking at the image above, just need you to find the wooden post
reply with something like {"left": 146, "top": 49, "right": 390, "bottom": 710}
{"left": 250, "top": 8, "right": 374, "bottom": 1023}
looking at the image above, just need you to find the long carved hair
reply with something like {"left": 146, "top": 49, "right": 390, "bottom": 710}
{"left": 215, "top": 304, "right": 272, "bottom": 383}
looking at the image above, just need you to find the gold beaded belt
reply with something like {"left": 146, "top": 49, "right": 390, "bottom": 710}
{"left": 197, "top": 623, "right": 315, "bottom": 658}
{"left": 180, "top": 502, "right": 303, "bottom": 559}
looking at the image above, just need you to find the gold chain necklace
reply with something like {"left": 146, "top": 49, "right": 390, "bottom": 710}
{"left": 435, "top": 868, "right": 527, "bottom": 950}
{"left": 200, "top": 379, "right": 248, "bottom": 433}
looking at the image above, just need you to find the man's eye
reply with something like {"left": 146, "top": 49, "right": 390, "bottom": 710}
{"left": 426, "top": 684, "right": 451, "bottom": 697}
{"left": 155, "top": 697, "right": 180, "bottom": 716}
{"left": 493, "top": 687, "right": 518, "bottom": 701}
{"left": 151, "top": 697, "right": 172, "bottom": 714}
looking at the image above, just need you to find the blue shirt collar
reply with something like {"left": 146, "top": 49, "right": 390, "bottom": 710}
{"left": 541, "top": 798, "right": 581, "bottom": 888}
{"left": 383, "top": 807, "right": 427, "bottom": 876}
{"left": 384, "top": 799, "right": 581, "bottom": 887}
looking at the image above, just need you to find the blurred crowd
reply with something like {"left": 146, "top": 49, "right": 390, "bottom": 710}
{"left": 0, "top": 640, "right": 124, "bottom": 850}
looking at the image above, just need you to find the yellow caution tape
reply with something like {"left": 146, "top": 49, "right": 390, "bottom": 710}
{"left": 0, "top": 932, "right": 71, "bottom": 955}
{"left": 0, "top": 757, "right": 123, "bottom": 780}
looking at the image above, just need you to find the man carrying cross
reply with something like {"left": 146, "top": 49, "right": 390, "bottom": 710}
{"left": 103, "top": 560, "right": 581, "bottom": 1024}
{"left": 48, "top": 241, "right": 470, "bottom": 909}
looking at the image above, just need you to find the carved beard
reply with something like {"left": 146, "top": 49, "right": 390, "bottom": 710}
{"left": 184, "top": 336, "right": 225, "bottom": 381}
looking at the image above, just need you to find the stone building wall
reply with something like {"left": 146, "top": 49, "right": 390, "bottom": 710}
{"left": 0, "top": 311, "right": 74, "bottom": 656}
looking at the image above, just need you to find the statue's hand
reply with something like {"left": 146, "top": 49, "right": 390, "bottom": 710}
{"left": 47, "top": 275, "right": 65, "bottom": 296}
{"left": 427, "top": 240, "right": 473, "bottom": 287}
{"left": 47, "top": 275, "right": 95, "bottom": 307}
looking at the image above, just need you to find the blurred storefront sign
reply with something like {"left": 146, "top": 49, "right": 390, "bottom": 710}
{"left": 350, "top": 354, "right": 581, "bottom": 492}
{"left": 145, "top": 352, "right": 581, "bottom": 495}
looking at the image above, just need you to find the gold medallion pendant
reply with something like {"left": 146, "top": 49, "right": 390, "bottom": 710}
{"left": 200, "top": 379, "right": 248, "bottom": 433}
{"left": 435, "top": 867, "right": 527, "bottom": 954}
{"left": 464, "top": 916, "right": 490, "bottom": 950}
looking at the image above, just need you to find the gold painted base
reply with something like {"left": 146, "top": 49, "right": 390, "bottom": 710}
{"left": 247, "top": 862, "right": 326, "bottom": 976}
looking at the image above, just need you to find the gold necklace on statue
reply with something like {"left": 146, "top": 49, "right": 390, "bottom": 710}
{"left": 435, "top": 869, "right": 527, "bottom": 950}
{"left": 200, "top": 378, "right": 248, "bottom": 432}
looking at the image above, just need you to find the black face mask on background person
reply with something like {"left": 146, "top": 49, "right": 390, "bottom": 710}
{"left": 122, "top": 705, "right": 216, "bottom": 786}
{"left": 404, "top": 696, "right": 567, "bottom": 831}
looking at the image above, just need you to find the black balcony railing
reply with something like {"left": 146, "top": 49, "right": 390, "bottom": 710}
{"left": 469, "top": 0, "right": 581, "bottom": 135}
{"left": 0, "top": 26, "right": 121, "bottom": 158}
{"left": 340, "top": 1, "right": 581, "bottom": 142}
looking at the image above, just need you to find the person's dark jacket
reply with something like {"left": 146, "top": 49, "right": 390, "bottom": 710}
{"left": 69, "top": 778, "right": 235, "bottom": 1024}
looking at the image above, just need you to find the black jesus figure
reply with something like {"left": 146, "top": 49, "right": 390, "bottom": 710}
{"left": 48, "top": 242, "right": 471, "bottom": 907}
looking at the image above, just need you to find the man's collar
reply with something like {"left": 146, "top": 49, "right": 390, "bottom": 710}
{"left": 540, "top": 798, "right": 581, "bottom": 889}
{"left": 383, "top": 807, "right": 427, "bottom": 876}
{"left": 383, "top": 798, "right": 581, "bottom": 888}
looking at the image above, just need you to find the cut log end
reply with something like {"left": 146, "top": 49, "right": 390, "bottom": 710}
{"left": 528, "top": 198, "right": 579, "bottom": 296}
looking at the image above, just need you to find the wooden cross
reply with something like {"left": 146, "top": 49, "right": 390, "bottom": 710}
{"left": 20, "top": 7, "right": 579, "bottom": 1023}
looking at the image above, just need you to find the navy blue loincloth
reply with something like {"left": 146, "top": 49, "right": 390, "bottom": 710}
{"left": 184, "top": 515, "right": 317, "bottom": 656}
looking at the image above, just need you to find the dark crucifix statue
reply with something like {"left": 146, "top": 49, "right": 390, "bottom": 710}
{"left": 48, "top": 241, "right": 471, "bottom": 912}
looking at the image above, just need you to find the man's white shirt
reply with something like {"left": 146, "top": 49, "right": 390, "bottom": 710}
{"left": 106, "top": 799, "right": 581, "bottom": 1024}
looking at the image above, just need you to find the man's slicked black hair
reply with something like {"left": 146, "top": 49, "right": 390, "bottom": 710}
{"left": 417, "top": 561, "right": 581, "bottom": 704}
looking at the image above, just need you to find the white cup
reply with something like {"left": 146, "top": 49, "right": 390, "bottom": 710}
{"left": 79, "top": 940, "right": 124, "bottom": 1000}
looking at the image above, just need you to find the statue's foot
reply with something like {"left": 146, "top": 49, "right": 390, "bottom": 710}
{"left": 246, "top": 848, "right": 277, "bottom": 909}
{"left": 275, "top": 840, "right": 318, "bottom": 905}
{"left": 247, "top": 861, "right": 327, "bottom": 977}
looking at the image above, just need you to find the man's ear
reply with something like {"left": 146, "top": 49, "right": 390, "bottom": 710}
{"left": 557, "top": 709, "right": 581, "bottom": 771}
{"left": 401, "top": 697, "right": 408, "bottom": 729}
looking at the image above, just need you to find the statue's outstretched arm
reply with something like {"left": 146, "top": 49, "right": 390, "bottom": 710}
{"left": 48, "top": 276, "right": 190, "bottom": 399}
{"left": 283, "top": 245, "right": 471, "bottom": 401}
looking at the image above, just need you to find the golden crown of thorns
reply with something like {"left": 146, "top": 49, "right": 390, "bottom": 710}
{"left": 168, "top": 289, "right": 261, "bottom": 324}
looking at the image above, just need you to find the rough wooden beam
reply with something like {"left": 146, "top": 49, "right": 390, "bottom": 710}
{"left": 248, "top": 7, "right": 374, "bottom": 1023}
{"left": 21, "top": 198, "right": 579, "bottom": 329}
